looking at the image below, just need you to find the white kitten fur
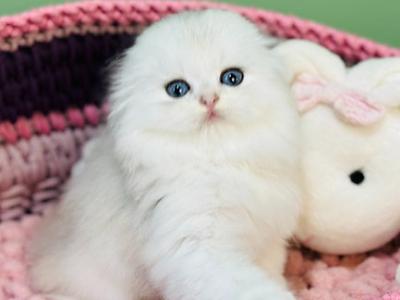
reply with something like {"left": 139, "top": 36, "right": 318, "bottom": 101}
{"left": 28, "top": 10, "right": 301, "bottom": 300}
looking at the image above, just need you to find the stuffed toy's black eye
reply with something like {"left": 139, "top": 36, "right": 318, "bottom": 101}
{"left": 166, "top": 80, "right": 190, "bottom": 98}
{"left": 220, "top": 68, "right": 244, "bottom": 86}
{"left": 349, "top": 170, "right": 365, "bottom": 185}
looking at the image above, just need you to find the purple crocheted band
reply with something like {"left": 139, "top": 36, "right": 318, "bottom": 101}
{"left": 0, "top": 33, "right": 134, "bottom": 123}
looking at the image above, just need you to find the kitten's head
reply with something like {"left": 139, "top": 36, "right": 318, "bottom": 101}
{"left": 109, "top": 10, "right": 292, "bottom": 139}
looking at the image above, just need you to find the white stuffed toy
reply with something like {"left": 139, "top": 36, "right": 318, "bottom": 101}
{"left": 274, "top": 40, "right": 400, "bottom": 254}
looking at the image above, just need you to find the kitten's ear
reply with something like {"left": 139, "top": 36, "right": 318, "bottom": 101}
{"left": 273, "top": 39, "right": 346, "bottom": 82}
{"left": 272, "top": 40, "right": 385, "bottom": 124}
{"left": 262, "top": 33, "right": 283, "bottom": 48}
{"left": 349, "top": 58, "right": 400, "bottom": 108}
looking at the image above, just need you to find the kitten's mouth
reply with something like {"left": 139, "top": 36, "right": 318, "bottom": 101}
{"left": 207, "top": 110, "right": 219, "bottom": 121}
{"left": 204, "top": 109, "right": 224, "bottom": 123}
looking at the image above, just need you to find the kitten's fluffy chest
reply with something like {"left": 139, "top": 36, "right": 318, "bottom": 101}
{"left": 125, "top": 124, "right": 285, "bottom": 172}
{"left": 118, "top": 124, "right": 298, "bottom": 223}
{"left": 128, "top": 137, "right": 274, "bottom": 202}
{"left": 127, "top": 142, "right": 298, "bottom": 247}
{"left": 124, "top": 128, "right": 297, "bottom": 224}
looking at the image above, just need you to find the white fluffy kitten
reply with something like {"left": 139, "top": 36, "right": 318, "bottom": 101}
{"left": 28, "top": 10, "right": 300, "bottom": 300}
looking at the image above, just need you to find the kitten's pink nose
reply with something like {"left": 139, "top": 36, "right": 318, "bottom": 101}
{"left": 199, "top": 94, "right": 219, "bottom": 109}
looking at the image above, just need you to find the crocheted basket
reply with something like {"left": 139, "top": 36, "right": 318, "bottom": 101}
{"left": 0, "top": 1, "right": 400, "bottom": 299}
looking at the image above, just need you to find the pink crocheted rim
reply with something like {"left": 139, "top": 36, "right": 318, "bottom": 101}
{"left": 0, "top": 104, "right": 107, "bottom": 144}
{"left": 0, "top": 22, "right": 141, "bottom": 51}
{"left": 0, "top": 0, "right": 399, "bottom": 61}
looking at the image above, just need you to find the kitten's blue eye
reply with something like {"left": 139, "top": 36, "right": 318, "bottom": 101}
{"left": 165, "top": 80, "right": 190, "bottom": 98}
{"left": 220, "top": 68, "right": 244, "bottom": 86}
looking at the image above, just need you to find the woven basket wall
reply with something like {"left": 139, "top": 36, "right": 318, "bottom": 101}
{"left": 1, "top": 2, "right": 400, "bottom": 300}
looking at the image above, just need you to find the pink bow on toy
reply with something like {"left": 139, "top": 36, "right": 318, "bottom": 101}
{"left": 292, "top": 73, "right": 385, "bottom": 125}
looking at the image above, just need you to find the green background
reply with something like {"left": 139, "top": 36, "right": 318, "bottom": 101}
{"left": 0, "top": 0, "right": 398, "bottom": 47}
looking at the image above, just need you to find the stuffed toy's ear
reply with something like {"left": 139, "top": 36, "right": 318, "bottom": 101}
{"left": 273, "top": 40, "right": 346, "bottom": 114}
{"left": 293, "top": 72, "right": 385, "bottom": 125}
{"left": 274, "top": 40, "right": 385, "bottom": 125}
{"left": 273, "top": 39, "right": 346, "bottom": 82}
{"left": 350, "top": 58, "right": 400, "bottom": 108}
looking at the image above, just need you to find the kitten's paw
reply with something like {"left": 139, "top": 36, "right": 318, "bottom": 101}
{"left": 240, "top": 286, "right": 295, "bottom": 300}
